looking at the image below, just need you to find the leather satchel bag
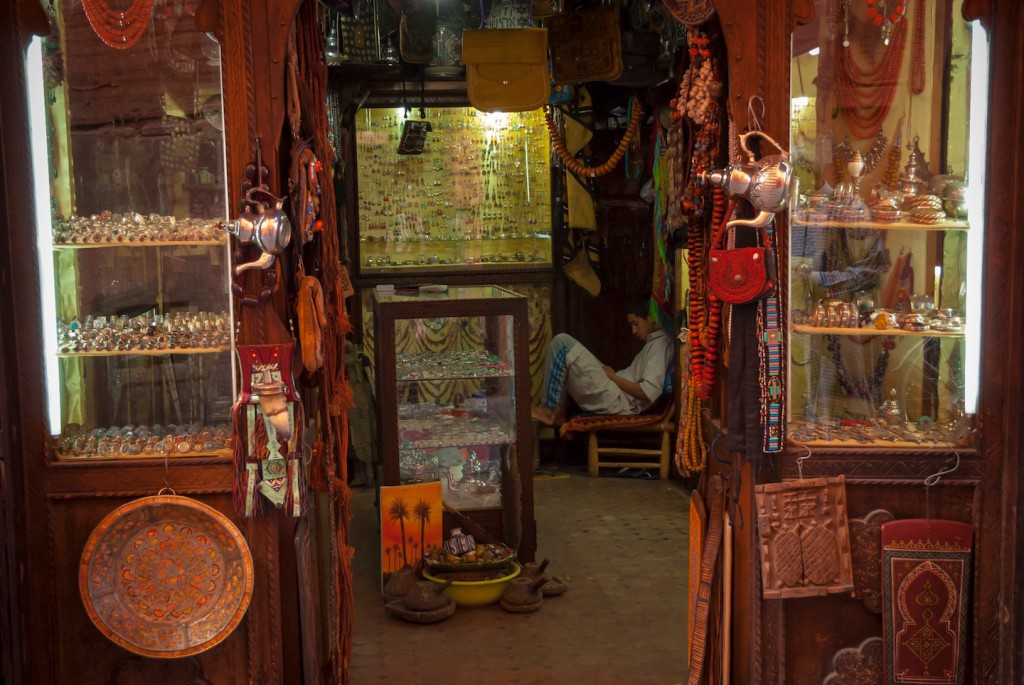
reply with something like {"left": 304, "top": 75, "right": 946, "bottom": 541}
{"left": 608, "top": 30, "right": 661, "bottom": 87}
{"left": 400, "top": 7, "right": 437, "bottom": 64}
{"left": 707, "top": 223, "right": 777, "bottom": 305}
{"left": 546, "top": 6, "right": 622, "bottom": 84}
{"left": 462, "top": 27, "right": 550, "bottom": 112}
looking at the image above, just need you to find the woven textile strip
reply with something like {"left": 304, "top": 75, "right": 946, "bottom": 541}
{"left": 882, "top": 519, "right": 973, "bottom": 685}
{"left": 687, "top": 489, "right": 707, "bottom": 662}
{"left": 758, "top": 220, "right": 784, "bottom": 453}
{"left": 688, "top": 478, "right": 724, "bottom": 685}
{"left": 543, "top": 344, "right": 570, "bottom": 408}
{"left": 558, "top": 401, "right": 672, "bottom": 437}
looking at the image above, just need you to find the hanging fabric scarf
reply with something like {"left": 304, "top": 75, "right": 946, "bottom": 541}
{"left": 232, "top": 343, "right": 307, "bottom": 518}
{"left": 651, "top": 131, "right": 674, "bottom": 333}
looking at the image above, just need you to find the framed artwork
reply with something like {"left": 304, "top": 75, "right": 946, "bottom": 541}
{"left": 380, "top": 481, "right": 443, "bottom": 591}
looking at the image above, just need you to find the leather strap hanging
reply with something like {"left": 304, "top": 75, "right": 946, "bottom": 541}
{"left": 688, "top": 476, "right": 725, "bottom": 685}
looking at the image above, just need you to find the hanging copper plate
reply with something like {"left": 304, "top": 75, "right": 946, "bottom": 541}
{"left": 79, "top": 494, "right": 254, "bottom": 658}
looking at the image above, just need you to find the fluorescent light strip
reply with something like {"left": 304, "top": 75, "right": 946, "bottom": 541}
{"left": 963, "top": 22, "right": 989, "bottom": 415}
{"left": 27, "top": 37, "right": 62, "bottom": 434}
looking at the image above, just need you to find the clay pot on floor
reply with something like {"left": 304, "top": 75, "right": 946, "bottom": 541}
{"left": 383, "top": 560, "right": 423, "bottom": 602}
{"left": 403, "top": 580, "right": 453, "bottom": 612}
{"left": 385, "top": 579, "right": 456, "bottom": 624}
{"left": 500, "top": 576, "right": 548, "bottom": 613}
{"left": 521, "top": 558, "right": 569, "bottom": 597}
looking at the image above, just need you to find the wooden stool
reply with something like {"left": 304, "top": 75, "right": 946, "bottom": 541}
{"left": 560, "top": 402, "right": 676, "bottom": 480}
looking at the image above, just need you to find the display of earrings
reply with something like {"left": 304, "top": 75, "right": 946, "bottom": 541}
{"left": 356, "top": 107, "right": 551, "bottom": 269}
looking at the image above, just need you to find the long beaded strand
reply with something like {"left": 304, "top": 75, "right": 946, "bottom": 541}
{"left": 699, "top": 198, "right": 734, "bottom": 400}
{"left": 81, "top": 0, "right": 155, "bottom": 49}
{"left": 544, "top": 99, "right": 644, "bottom": 178}
{"left": 835, "top": 17, "right": 907, "bottom": 138}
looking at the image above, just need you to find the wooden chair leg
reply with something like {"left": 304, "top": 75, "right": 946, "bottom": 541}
{"left": 658, "top": 430, "right": 670, "bottom": 480}
{"left": 588, "top": 433, "right": 599, "bottom": 478}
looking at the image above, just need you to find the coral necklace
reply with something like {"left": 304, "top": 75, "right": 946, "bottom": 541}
{"left": 81, "top": 0, "right": 155, "bottom": 49}
{"left": 835, "top": 17, "right": 907, "bottom": 138}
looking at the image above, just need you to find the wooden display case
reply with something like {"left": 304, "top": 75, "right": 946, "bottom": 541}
{"left": 372, "top": 285, "right": 536, "bottom": 562}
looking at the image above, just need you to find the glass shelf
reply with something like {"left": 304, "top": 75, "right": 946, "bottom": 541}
{"left": 57, "top": 347, "right": 231, "bottom": 358}
{"left": 398, "top": 411, "right": 514, "bottom": 449}
{"left": 397, "top": 350, "right": 513, "bottom": 381}
{"left": 792, "top": 325, "right": 964, "bottom": 338}
{"left": 791, "top": 217, "right": 970, "bottom": 232}
{"left": 53, "top": 239, "right": 227, "bottom": 250}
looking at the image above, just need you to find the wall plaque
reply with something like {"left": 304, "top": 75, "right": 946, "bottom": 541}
{"left": 755, "top": 475, "right": 854, "bottom": 599}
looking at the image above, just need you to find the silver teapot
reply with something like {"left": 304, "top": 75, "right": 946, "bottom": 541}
{"left": 223, "top": 188, "right": 293, "bottom": 274}
{"left": 701, "top": 130, "right": 794, "bottom": 230}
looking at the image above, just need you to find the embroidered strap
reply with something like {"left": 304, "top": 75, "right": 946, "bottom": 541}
{"left": 245, "top": 405, "right": 258, "bottom": 517}
{"left": 759, "top": 220, "right": 784, "bottom": 453}
{"left": 687, "top": 478, "right": 725, "bottom": 685}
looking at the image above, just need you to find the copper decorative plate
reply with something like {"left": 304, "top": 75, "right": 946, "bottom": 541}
{"left": 79, "top": 494, "right": 254, "bottom": 658}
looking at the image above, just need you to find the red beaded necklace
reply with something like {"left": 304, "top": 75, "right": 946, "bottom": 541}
{"left": 835, "top": 11, "right": 907, "bottom": 139}
{"left": 699, "top": 196, "right": 734, "bottom": 401}
{"left": 864, "top": 0, "right": 906, "bottom": 26}
{"left": 81, "top": 0, "right": 155, "bottom": 49}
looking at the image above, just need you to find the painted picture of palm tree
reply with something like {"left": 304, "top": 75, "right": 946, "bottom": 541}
{"left": 380, "top": 482, "right": 443, "bottom": 590}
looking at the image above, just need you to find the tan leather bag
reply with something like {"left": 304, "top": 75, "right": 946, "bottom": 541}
{"left": 297, "top": 274, "right": 327, "bottom": 373}
{"left": 461, "top": 27, "right": 550, "bottom": 112}
{"left": 546, "top": 6, "right": 622, "bottom": 84}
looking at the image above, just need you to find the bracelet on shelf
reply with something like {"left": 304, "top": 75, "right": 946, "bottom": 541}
{"left": 58, "top": 422, "right": 232, "bottom": 457}
{"left": 52, "top": 211, "right": 225, "bottom": 244}
{"left": 57, "top": 310, "right": 231, "bottom": 353}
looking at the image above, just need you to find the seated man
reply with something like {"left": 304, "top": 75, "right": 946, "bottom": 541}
{"left": 531, "top": 295, "right": 673, "bottom": 426}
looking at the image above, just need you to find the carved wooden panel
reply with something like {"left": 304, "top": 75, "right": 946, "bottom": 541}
{"left": 756, "top": 476, "right": 854, "bottom": 599}
{"left": 849, "top": 509, "right": 895, "bottom": 614}
{"left": 823, "top": 636, "right": 884, "bottom": 685}
{"left": 111, "top": 656, "right": 211, "bottom": 685}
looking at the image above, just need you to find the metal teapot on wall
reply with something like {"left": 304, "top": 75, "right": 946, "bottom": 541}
{"left": 222, "top": 187, "right": 293, "bottom": 274}
{"left": 701, "top": 130, "right": 794, "bottom": 229}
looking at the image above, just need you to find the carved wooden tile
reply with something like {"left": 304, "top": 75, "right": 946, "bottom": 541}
{"left": 755, "top": 475, "right": 854, "bottom": 599}
{"left": 823, "top": 636, "right": 884, "bottom": 685}
{"left": 112, "top": 656, "right": 211, "bottom": 685}
{"left": 849, "top": 509, "right": 895, "bottom": 614}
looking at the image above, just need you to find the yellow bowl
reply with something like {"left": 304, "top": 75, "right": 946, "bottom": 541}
{"left": 422, "top": 562, "right": 522, "bottom": 607}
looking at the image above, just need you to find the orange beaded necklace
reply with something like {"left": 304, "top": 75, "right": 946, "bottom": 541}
{"left": 544, "top": 98, "right": 644, "bottom": 178}
{"left": 81, "top": 0, "right": 155, "bottom": 49}
{"left": 835, "top": 17, "right": 907, "bottom": 138}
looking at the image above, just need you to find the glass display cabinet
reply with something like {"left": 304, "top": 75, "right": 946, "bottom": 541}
{"left": 34, "top": 4, "right": 234, "bottom": 460}
{"left": 373, "top": 285, "right": 536, "bottom": 561}
{"left": 787, "top": 0, "right": 984, "bottom": 448}
{"left": 355, "top": 106, "right": 552, "bottom": 274}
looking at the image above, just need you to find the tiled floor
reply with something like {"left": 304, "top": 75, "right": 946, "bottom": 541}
{"left": 348, "top": 468, "right": 691, "bottom": 684}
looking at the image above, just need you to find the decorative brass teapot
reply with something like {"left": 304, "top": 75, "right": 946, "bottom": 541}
{"left": 701, "top": 130, "right": 794, "bottom": 230}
